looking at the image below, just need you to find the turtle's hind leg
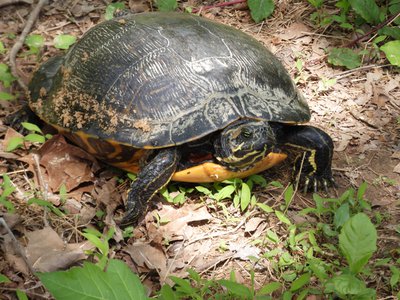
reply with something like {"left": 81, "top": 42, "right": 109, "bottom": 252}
{"left": 120, "top": 148, "right": 180, "bottom": 227}
{"left": 280, "top": 125, "right": 335, "bottom": 192}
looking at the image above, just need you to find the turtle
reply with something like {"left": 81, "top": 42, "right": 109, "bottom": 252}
{"left": 25, "top": 11, "right": 335, "bottom": 226}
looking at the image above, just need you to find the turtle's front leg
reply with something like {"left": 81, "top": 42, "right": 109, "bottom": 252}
{"left": 280, "top": 125, "right": 335, "bottom": 192}
{"left": 120, "top": 148, "right": 180, "bottom": 226}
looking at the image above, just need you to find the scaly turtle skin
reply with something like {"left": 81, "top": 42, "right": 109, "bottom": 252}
{"left": 27, "top": 12, "right": 335, "bottom": 226}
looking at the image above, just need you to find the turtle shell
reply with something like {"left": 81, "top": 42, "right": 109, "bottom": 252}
{"left": 29, "top": 12, "right": 310, "bottom": 149}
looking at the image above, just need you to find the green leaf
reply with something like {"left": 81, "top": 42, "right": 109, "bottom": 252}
{"left": 25, "top": 34, "right": 44, "bottom": 52}
{"left": 37, "top": 259, "right": 148, "bottom": 300}
{"left": 16, "top": 290, "right": 28, "bottom": 300}
{"left": 357, "top": 181, "right": 368, "bottom": 201}
{"left": 308, "top": 259, "right": 328, "bottom": 281}
{"left": 328, "top": 274, "right": 375, "bottom": 298}
{"left": 0, "top": 63, "right": 16, "bottom": 88}
{"left": 21, "top": 122, "right": 42, "bottom": 133}
{"left": 0, "top": 91, "right": 15, "bottom": 101}
{"left": 381, "top": 40, "right": 400, "bottom": 66}
{"left": 6, "top": 136, "right": 24, "bottom": 152}
{"left": 257, "top": 282, "right": 281, "bottom": 295}
{"left": 275, "top": 210, "right": 291, "bottom": 225}
{"left": 155, "top": 0, "right": 178, "bottom": 11}
{"left": 248, "top": 174, "right": 267, "bottom": 187}
{"left": 256, "top": 202, "right": 274, "bottom": 213}
{"left": 266, "top": 229, "right": 279, "bottom": 243}
{"left": 240, "top": 182, "right": 251, "bottom": 211}
{"left": 214, "top": 185, "right": 235, "bottom": 201}
{"left": 328, "top": 48, "right": 362, "bottom": 69}
{"left": 195, "top": 185, "right": 212, "bottom": 196}
{"left": 172, "top": 192, "right": 185, "bottom": 204}
{"left": 307, "top": 0, "right": 323, "bottom": 8}
{"left": 378, "top": 27, "right": 400, "bottom": 40}
{"left": 170, "top": 276, "right": 195, "bottom": 294}
{"left": 27, "top": 198, "right": 64, "bottom": 217}
{"left": 54, "top": 35, "right": 77, "bottom": 50}
{"left": 348, "top": 0, "right": 381, "bottom": 24}
{"left": 159, "top": 284, "right": 178, "bottom": 300}
{"left": 82, "top": 232, "right": 108, "bottom": 255}
{"left": 268, "top": 181, "right": 283, "bottom": 188}
{"left": 283, "top": 184, "right": 294, "bottom": 208}
{"left": 290, "top": 273, "right": 311, "bottom": 292}
{"left": 339, "top": 213, "right": 377, "bottom": 274}
{"left": 105, "top": 2, "right": 126, "bottom": 20}
{"left": 390, "top": 266, "right": 400, "bottom": 287}
{"left": 24, "top": 133, "right": 45, "bottom": 144}
{"left": 0, "top": 274, "right": 10, "bottom": 283}
{"left": 0, "top": 41, "right": 5, "bottom": 54}
{"left": 219, "top": 280, "right": 253, "bottom": 298}
{"left": 248, "top": 0, "right": 275, "bottom": 23}
{"left": 334, "top": 203, "right": 350, "bottom": 229}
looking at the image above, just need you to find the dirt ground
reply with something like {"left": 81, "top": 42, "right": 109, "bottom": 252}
{"left": 0, "top": 0, "right": 399, "bottom": 299}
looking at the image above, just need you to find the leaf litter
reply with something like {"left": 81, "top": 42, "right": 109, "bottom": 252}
{"left": 0, "top": 0, "right": 399, "bottom": 298}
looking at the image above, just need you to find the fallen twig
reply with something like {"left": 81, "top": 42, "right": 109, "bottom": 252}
{"left": 192, "top": 0, "right": 247, "bottom": 13}
{"left": 9, "top": 0, "right": 47, "bottom": 91}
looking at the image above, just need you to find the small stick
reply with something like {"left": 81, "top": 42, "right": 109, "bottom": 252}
{"left": 9, "top": 0, "right": 48, "bottom": 91}
{"left": 33, "top": 153, "right": 50, "bottom": 227}
{"left": 192, "top": 0, "right": 247, "bottom": 13}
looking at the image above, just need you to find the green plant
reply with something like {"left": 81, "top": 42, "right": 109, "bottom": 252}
{"left": 24, "top": 34, "right": 44, "bottom": 56}
{"left": 53, "top": 34, "right": 76, "bottom": 50}
{"left": 195, "top": 175, "right": 270, "bottom": 212}
{"left": 247, "top": 0, "right": 275, "bottom": 23}
{"left": 155, "top": 0, "right": 178, "bottom": 11}
{"left": 308, "top": 0, "right": 400, "bottom": 68}
{"left": 0, "top": 63, "right": 16, "bottom": 88}
{"left": 82, "top": 227, "right": 115, "bottom": 269}
{"left": 27, "top": 198, "right": 64, "bottom": 217}
{"left": 158, "top": 269, "right": 282, "bottom": 299}
{"left": 6, "top": 122, "right": 52, "bottom": 152}
{"left": 0, "top": 174, "right": 16, "bottom": 212}
{"left": 161, "top": 184, "right": 194, "bottom": 205}
{"left": 38, "top": 259, "right": 148, "bottom": 300}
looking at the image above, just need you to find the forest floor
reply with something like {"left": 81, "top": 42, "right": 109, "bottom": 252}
{"left": 0, "top": 0, "right": 399, "bottom": 299}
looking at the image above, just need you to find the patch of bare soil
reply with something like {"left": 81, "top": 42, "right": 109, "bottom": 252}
{"left": 0, "top": 0, "right": 399, "bottom": 298}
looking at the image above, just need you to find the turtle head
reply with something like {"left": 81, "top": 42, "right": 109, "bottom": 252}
{"left": 214, "top": 119, "right": 276, "bottom": 171}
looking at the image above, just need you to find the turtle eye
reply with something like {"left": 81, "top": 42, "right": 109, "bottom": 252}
{"left": 241, "top": 127, "right": 252, "bottom": 139}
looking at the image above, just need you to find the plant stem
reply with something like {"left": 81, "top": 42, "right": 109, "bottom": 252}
{"left": 346, "top": 12, "right": 400, "bottom": 47}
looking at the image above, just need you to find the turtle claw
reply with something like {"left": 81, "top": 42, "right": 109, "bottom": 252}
{"left": 298, "top": 173, "right": 336, "bottom": 194}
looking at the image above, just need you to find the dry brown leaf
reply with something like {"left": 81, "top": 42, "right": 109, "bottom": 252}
{"left": 230, "top": 243, "right": 261, "bottom": 260}
{"left": 244, "top": 217, "right": 265, "bottom": 233}
{"left": 391, "top": 152, "right": 400, "bottom": 159}
{"left": 150, "top": 204, "right": 212, "bottom": 242}
{"left": 393, "top": 162, "right": 400, "bottom": 174}
{"left": 276, "top": 22, "right": 310, "bottom": 40}
{"left": 129, "top": 0, "right": 150, "bottom": 13}
{"left": 2, "top": 127, "right": 24, "bottom": 151}
{"left": 2, "top": 235, "right": 30, "bottom": 276}
{"left": 25, "top": 227, "right": 92, "bottom": 272}
{"left": 37, "top": 135, "right": 98, "bottom": 192}
{"left": 126, "top": 242, "right": 167, "bottom": 278}
{"left": 336, "top": 134, "right": 352, "bottom": 152}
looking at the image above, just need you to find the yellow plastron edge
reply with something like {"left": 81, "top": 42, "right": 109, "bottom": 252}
{"left": 172, "top": 152, "right": 287, "bottom": 183}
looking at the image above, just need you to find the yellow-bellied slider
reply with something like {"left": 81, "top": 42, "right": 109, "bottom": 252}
{"left": 28, "top": 12, "right": 335, "bottom": 226}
